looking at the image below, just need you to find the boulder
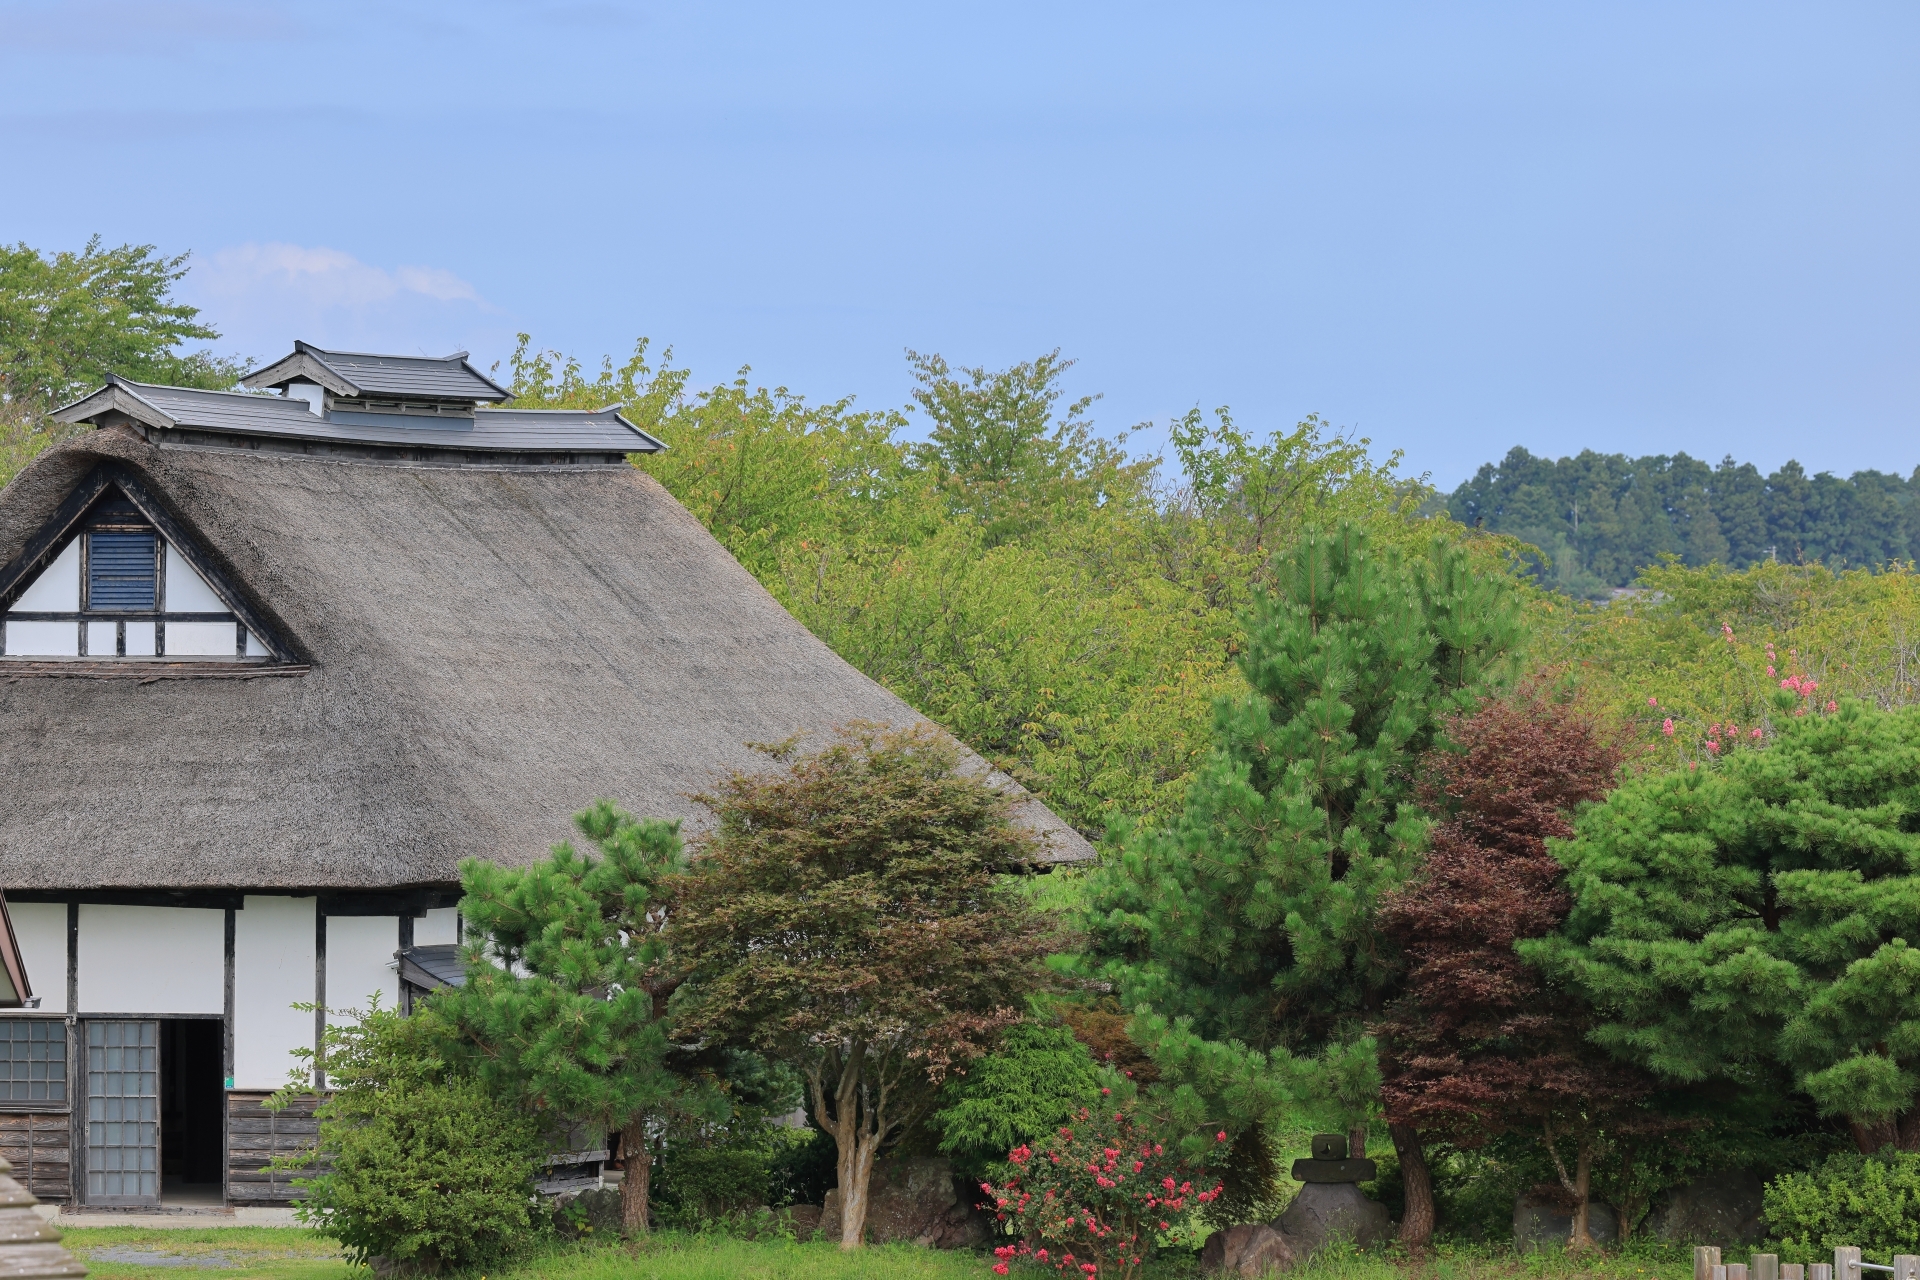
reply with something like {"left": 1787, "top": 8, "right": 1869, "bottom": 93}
{"left": 1645, "top": 1170, "right": 1767, "bottom": 1246}
{"left": 1201, "top": 1223, "right": 1301, "bottom": 1276}
{"left": 551, "top": 1186, "right": 624, "bottom": 1239}
{"left": 1512, "top": 1192, "right": 1619, "bottom": 1251}
{"left": 1273, "top": 1182, "right": 1391, "bottom": 1253}
{"left": 817, "top": 1157, "right": 991, "bottom": 1249}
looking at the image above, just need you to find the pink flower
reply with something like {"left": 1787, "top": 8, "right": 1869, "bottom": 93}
{"left": 1690, "top": 761, "right": 1699, "bottom": 770}
{"left": 1648, "top": 696, "right": 1659, "bottom": 707}
{"left": 1805, "top": 680, "right": 1818, "bottom": 694}
{"left": 1767, "top": 666, "right": 1777, "bottom": 677}
{"left": 1216, "top": 1131, "right": 1228, "bottom": 1142}
{"left": 1706, "top": 740, "right": 1720, "bottom": 753}
{"left": 1751, "top": 727, "right": 1763, "bottom": 739}
{"left": 1827, "top": 701, "right": 1838, "bottom": 712}
{"left": 992, "top": 1266, "right": 1009, "bottom": 1276}
{"left": 1663, "top": 718, "right": 1675, "bottom": 736}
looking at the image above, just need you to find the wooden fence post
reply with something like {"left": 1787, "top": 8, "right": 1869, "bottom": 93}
{"left": 1783, "top": 1265, "right": 1806, "bottom": 1280}
{"left": 1754, "top": 1253, "right": 1780, "bottom": 1280}
{"left": 1836, "top": 1248, "right": 1863, "bottom": 1280}
{"left": 1892, "top": 1256, "right": 1920, "bottom": 1280}
{"left": 1699, "top": 1247, "right": 1724, "bottom": 1280}
{"left": 1811, "top": 1263, "right": 1833, "bottom": 1280}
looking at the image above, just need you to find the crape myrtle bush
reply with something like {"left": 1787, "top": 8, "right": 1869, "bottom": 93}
{"left": 981, "top": 1098, "right": 1225, "bottom": 1280}
{"left": 1765, "top": 1151, "right": 1920, "bottom": 1262}
{"left": 269, "top": 999, "right": 544, "bottom": 1270}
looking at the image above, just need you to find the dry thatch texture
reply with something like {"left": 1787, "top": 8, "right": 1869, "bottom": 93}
{"left": 0, "top": 427, "right": 1092, "bottom": 889}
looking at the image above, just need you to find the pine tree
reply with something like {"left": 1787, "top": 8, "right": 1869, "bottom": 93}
{"left": 1079, "top": 524, "right": 1525, "bottom": 1168}
{"left": 1530, "top": 699, "right": 1920, "bottom": 1155}
{"left": 439, "top": 802, "right": 699, "bottom": 1236}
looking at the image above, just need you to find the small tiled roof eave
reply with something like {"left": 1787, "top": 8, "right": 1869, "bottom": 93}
{"left": 243, "top": 341, "right": 512, "bottom": 404}
{"left": 50, "top": 377, "right": 664, "bottom": 455}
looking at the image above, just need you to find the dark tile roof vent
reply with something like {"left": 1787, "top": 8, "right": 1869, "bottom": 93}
{"left": 244, "top": 340, "right": 511, "bottom": 405}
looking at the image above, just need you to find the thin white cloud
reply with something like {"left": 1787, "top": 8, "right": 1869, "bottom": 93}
{"left": 199, "top": 243, "right": 485, "bottom": 309}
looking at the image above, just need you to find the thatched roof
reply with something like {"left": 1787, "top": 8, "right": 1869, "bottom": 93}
{"left": 0, "top": 427, "right": 1093, "bottom": 890}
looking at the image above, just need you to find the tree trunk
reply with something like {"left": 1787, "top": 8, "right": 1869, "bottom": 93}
{"left": 837, "top": 1128, "right": 881, "bottom": 1251}
{"left": 618, "top": 1117, "right": 652, "bottom": 1237}
{"left": 1897, "top": 1109, "right": 1920, "bottom": 1153}
{"left": 1389, "top": 1122, "right": 1434, "bottom": 1251}
{"left": 1349, "top": 1124, "right": 1368, "bottom": 1161}
{"left": 1855, "top": 1115, "right": 1900, "bottom": 1154}
{"left": 1567, "top": 1137, "right": 1596, "bottom": 1253}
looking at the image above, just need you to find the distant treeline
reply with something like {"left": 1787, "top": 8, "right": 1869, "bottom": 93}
{"left": 1447, "top": 447, "right": 1920, "bottom": 595}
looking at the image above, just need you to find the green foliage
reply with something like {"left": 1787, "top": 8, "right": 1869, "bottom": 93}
{"left": 1539, "top": 559, "right": 1920, "bottom": 771}
{"left": 654, "top": 1127, "right": 824, "bottom": 1229}
{"left": 270, "top": 1000, "right": 541, "bottom": 1269}
{"left": 1077, "top": 523, "right": 1527, "bottom": 1139}
{"left": 0, "top": 236, "right": 246, "bottom": 405}
{"left": 1528, "top": 700, "right": 1920, "bottom": 1145}
{"left": 1452, "top": 446, "right": 1920, "bottom": 591}
{"left": 506, "top": 334, "right": 1452, "bottom": 835}
{"left": 668, "top": 724, "right": 1056, "bottom": 1246}
{"left": 932, "top": 1022, "right": 1106, "bottom": 1176}
{"left": 442, "top": 801, "right": 717, "bottom": 1232}
{"left": 1765, "top": 1150, "right": 1920, "bottom": 1261}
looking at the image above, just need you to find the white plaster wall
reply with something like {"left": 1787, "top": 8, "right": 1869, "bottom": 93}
{"left": 84, "top": 621, "right": 115, "bottom": 656}
{"left": 234, "top": 896, "right": 316, "bottom": 1089}
{"left": 9, "top": 542, "right": 79, "bottom": 612}
{"left": 166, "top": 622, "right": 236, "bottom": 657}
{"left": 125, "top": 621, "right": 156, "bottom": 657}
{"left": 5, "top": 621, "right": 78, "bottom": 657}
{"left": 164, "top": 545, "right": 225, "bottom": 613}
{"left": 77, "top": 905, "right": 224, "bottom": 1014}
{"left": 8, "top": 903, "right": 67, "bottom": 1011}
{"left": 324, "top": 915, "right": 399, "bottom": 1023}
{"left": 417, "top": 908, "right": 459, "bottom": 946}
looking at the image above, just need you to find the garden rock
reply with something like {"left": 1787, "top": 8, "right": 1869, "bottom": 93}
{"left": 817, "top": 1156, "right": 990, "bottom": 1248}
{"left": 1512, "top": 1192, "right": 1618, "bottom": 1251}
{"left": 1201, "top": 1223, "right": 1300, "bottom": 1276}
{"left": 550, "top": 1187, "right": 623, "bottom": 1239}
{"left": 1273, "top": 1182, "right": 1391, "bottom": 1253}
{"left": 1645, "top": 1170, "right": 1766, "bottom": 1246}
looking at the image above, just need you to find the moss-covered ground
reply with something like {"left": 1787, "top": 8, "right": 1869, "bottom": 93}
{"left": 59, "top": 1226, "right": 1703, "bottom": 1280}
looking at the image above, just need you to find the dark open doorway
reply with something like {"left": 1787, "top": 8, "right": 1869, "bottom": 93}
{"left": 160, "top": 1019, "right": 224, "bottom": 1203}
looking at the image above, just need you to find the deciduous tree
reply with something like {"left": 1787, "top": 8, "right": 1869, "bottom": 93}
{"left": 1374, "top": 685, "right": 1630, "bottom": 1249}
{"left": 667, "top": 725, "right": 1053, "bottom": 1249}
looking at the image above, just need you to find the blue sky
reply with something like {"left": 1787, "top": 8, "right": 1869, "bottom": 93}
{"left": 3, "top": 1, "right": 1914, "bottom": 490}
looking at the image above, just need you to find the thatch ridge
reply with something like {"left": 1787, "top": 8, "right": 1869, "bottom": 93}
{"left": 0, "top": 430, "right": 1093, "bottom": 889}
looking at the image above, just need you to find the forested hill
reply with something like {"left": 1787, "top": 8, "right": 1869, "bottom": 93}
{"left": 1447, "top": 446, "right": 1920, "bottom": 595}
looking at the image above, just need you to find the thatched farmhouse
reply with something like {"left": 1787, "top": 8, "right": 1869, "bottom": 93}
{"left": 0, "top": 342, "right": 1090, "bottom": 1211}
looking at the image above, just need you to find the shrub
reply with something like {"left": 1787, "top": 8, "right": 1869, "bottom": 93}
{"left": 1766, "top": 1150, "right": 1920, "bottom": 1261}
{"left": 271, "top": 1000, "right": 544, "bottom": 1269}
{"left": 981, "top": 1102, "right": 1225, "bottom": 1280}
{"left": 653, "top": 1126, "right": 821, "bottom": 1228}
{"left": 934, "top": 1022, "right": 1105, "bottom": 1178}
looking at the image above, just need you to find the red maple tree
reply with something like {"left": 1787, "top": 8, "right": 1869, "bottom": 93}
{"left": 1375, "top": 684, "right": 1645, "bottom": 1251}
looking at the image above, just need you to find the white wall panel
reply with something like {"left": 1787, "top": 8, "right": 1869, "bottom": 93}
{"left": 325, "top": 916, "right": 399, "bottom": 1022}
{"left": 8, "top": 903, "right": 67, "bottom": 1012}
{"left": 235, "top": 896, "right": 315, "bottom": 1090}
{"left": 85, "top": 621, "right": 115, "bottom": 656}
{"left": 125, "top": 621, "right": 156, "bottom": 657}
{"left": 164, "top": 545, "right": 225, "bottom": 613}
{"left": 77, "top": 905, "right": 223, "bottom": 1014}
{"left": 165, "top": 622, "right": 235, "bottom": 656}
{"left": 417, "top": 908, "right": 458, "bottom": 946}
{"left": 5, "top": 621, "right": 77, "bottom": 657}
{"left": 9, "top": 542, "right": 79, "bottom": 612}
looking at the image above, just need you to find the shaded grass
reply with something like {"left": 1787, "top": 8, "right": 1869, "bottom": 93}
{"left": 61, "top": 1227, "right": 347, "bottom": 1280}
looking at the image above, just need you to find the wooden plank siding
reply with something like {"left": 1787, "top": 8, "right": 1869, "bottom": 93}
{"left": 0, "top": 1113, "right": 72, "bottom": 1202}
{"left": 225, "top": 1091, "right": 321, "bottom": 1203}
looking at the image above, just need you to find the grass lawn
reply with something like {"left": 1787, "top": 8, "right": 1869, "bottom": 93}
{"left": 57, "top": 1226, "right": 1705, "bottom": 1280}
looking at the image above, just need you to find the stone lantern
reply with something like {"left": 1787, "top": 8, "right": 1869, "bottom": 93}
{"left": 0, "top": 1157, "right": 84, "bottom": 1278}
